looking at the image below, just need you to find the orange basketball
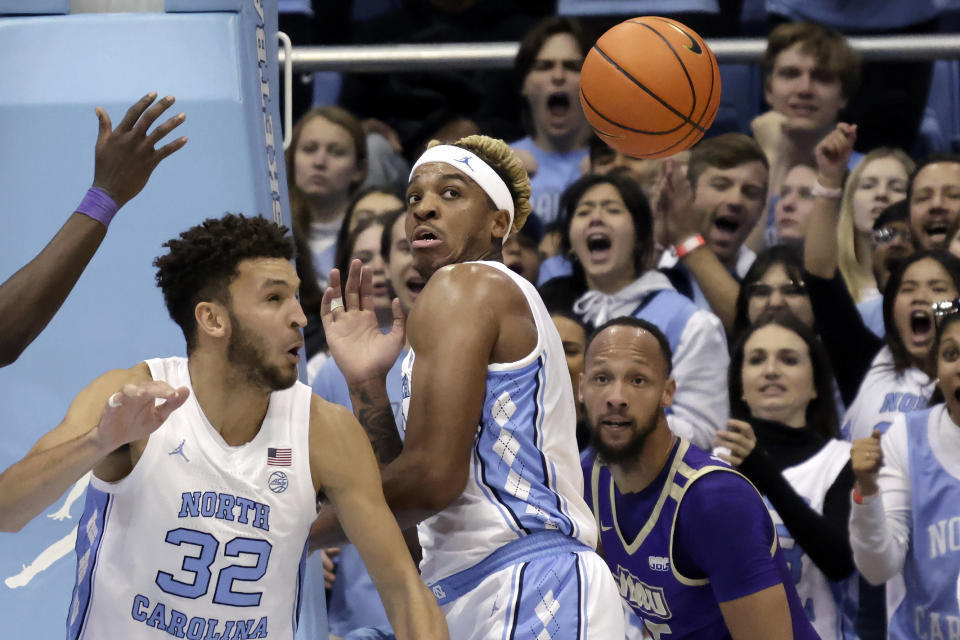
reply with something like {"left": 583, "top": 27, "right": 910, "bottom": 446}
{"left": 579, "top": 16, "right": 722, "bottom": 159}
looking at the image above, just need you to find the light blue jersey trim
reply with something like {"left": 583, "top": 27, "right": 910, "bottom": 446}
{"left": 499, "top": 564, "right": 524, "bottom": 640}
{"left": 67, "top": 486, "right": 112, "bottom": 640}
{"left": 478, "top": 355, "right": 577, "bottom": 537}
{"left": 472, "top": 436, "right": 526, "bottom": 537}
{"left": 576, "top": 553, "right": 587, "bottom": 640}
{"left": 293, "top": 540, "right": 308, "bottom": 634}
{"left": 427, "top": 531, "right": 590, "bottom": 606}
{"left": 533, "top": 349, "right": 578, "bottom": 538}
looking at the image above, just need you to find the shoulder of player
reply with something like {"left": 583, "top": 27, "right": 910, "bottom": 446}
{"left": 308, "top": 393, "right": 355, "bottom": 430}
{"left": 680, "top": 467, "right": 763, "bottom": 516}
{"left": 75, "top": 362, "right": 153, "bottom": 406}
{"left": 417, "top": 263, "right": 523, "bottom": 311}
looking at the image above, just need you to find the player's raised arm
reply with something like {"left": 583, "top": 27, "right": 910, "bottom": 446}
{"left": 0, "top": 92, "right": 187, "bottom": 366}
{"left": 0, "top": 364, "right": 188, "bottom": 532}
{"left": 321, "top": 259, "right": 406, "bottom": 464}
{"left": 308, "top": 396, "right": 449, "bottom": 640}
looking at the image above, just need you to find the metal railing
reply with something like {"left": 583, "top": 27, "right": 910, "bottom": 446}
{"left": 280, "top": 33, "right": 960, "bottom": 73}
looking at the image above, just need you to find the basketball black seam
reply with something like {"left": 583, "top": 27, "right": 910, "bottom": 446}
{"left": 581, "top": 87, "right": 688, "bottom": 136}
{"left": 631, "top": 22, "right": 699, "bottom": 127}
{"left": 583, "top": 84, "right": 707, "bottom": 155}
{"left": 643, "top": 17, "right": 722, "bottom": 138}
{"left": 591, "top": 46, "right": 706, "bottom": 134}
{"left": 626, "top": 19, "right": 720, "bottom": 154}
{"left": 643, "top": 17, "right": 703, "bottom": 55}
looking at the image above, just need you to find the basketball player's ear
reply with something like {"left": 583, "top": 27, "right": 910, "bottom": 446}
{"left": 661, "top": 377, "right": 677, "bottom": 409}
{"left": 492, "top": 208, "right": 511, "bottom": 241}
{"left": 194, "top": 301, "right": 229, "bottom": 340}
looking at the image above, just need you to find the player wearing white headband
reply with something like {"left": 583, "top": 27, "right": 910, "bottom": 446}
{"left": 314, "top": 135, "right": 626, "bottom": 639}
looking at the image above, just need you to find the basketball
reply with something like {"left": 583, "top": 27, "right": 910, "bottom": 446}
{"left": 579, "top": 16, "right": 722, "bottom": 159}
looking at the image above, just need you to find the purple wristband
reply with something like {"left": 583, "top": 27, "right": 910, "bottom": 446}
{"left": 76, "top": 186, "right": 119, "bottom": 228}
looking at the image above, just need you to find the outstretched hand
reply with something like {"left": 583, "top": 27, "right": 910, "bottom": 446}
{"left": 321, "top": 259, "right": 406, "bottom": 386}
{"left": 92, "top": 92, "right": 188, "bottom": 208}
{"left": 95, "top": 381, "right": 190, "bottom": 451}
{"left": 814, "top": 123, "right": 857, "bottom": 189}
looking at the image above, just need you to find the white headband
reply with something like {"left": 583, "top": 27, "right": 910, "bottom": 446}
{"left": 409, "top": 145, "right": 516, "bottom": 241}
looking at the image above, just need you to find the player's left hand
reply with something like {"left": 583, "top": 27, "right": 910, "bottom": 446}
{"left": 94, "top": 381, "right": 190, "bottom": 451}
{"left": 714, "top": 419, "right": 756, "bottom": 468}
{"left": 93, "top": 92, "right": 188, "bottom": 208}
{"left": 322, "top": 259, "right": 406, "bottom": 386}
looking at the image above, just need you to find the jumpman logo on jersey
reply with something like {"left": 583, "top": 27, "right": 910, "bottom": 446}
{"left": 168, "top": 439, "right": 190, "bottom": 463}
{"left": 453, "top": 156, "right": 474, "bottom": 172}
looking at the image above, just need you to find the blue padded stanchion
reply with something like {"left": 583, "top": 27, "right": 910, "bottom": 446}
{"left": 0, "top": 1, "right": 311, "bottom": 637}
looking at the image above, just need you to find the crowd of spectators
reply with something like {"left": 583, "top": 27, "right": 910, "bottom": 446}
{"left": 270, "top": 3, "right": 960, "bottom": 638}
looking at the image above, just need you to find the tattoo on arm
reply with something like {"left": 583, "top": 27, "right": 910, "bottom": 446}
{"left": 350, "top": 386, "right": 402, "bottom": 464}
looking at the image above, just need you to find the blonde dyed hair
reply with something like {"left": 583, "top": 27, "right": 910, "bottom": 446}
{"left": 837, "top": 148, "right": 914, "bottom": 302}
{"left": 426, "top": 135, "right": 533, "bottom": 236}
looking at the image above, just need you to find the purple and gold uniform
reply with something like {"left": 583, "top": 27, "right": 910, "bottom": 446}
{"left": 583, "top": 438, "right": 818, "bottom": 639}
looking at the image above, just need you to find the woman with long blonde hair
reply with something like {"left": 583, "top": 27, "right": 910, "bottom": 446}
{"left": 836, "top": 148, "right": 914, "bottom": 303}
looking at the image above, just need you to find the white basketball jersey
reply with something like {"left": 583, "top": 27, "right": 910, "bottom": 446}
{"left": 400, "top": 261, "right": 597, "bottom": 583}
{"left": 842, "top": 346, "right": 933, "bottom": 442}
{"left": 766, "top": 439, "right": 852, "bottom": 639}
{"left": 67, "top": 357, "right": 317, "bottom": 640}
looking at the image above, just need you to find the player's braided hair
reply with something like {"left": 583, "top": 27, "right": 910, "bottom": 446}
{"left": 154, "top": 213, "right": 293, "bottom": 352}
{"left": 427, "top": 135, "right": 533, "bottom": 237}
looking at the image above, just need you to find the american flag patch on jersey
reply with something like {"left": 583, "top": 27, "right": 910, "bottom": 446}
{"left": 267, "top": 447, "right": 291, "bottom": 466}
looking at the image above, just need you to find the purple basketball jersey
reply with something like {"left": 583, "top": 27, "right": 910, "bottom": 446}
{"left": 583, "top": 439, "right": 817, "bottom": 639}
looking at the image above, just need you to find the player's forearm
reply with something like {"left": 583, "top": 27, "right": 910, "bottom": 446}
{"left": 349, "top": 378, "right": 403, "bottom": 464}
{"left": 379, "top": 572, "right": 449, "bottom": 640}
{"left": 0, "top": 213, "right": 106, "bottom": 366}
{"left": 323, "top": 485, "right": 449, "bottom": 639}
{"left": 308, "top": 465, "right": 446, "bottom": 549}
{"left": 365, "top": 551, "right": 449, "bottom": 639}
{"left": 0, "top": 428, "right": 111, "bottom": 532}
{"left": 380, "top": 446, "right": 464, "bottom": 524}
{"left": 680, "top": 247, "right": 739, "bottom": 333}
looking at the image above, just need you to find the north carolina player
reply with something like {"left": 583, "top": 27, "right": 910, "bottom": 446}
{"left": 579, "top": 317, "right": 817, "bottom": 639}
{"left": 314, "top": 136, "right": 625, "bottom": 638}
{"left": 0, "top": 214, "right": 446, "bottom": 640}
{"left": 850, "top": 307, "right": 960, "bottom": 640}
